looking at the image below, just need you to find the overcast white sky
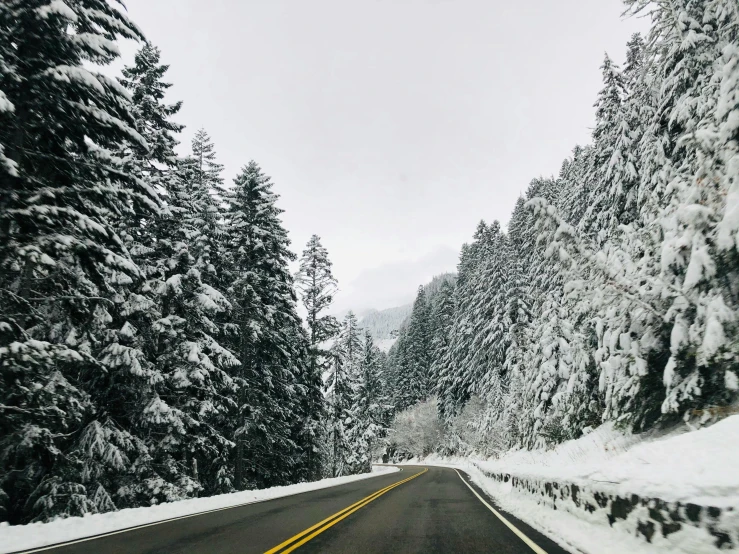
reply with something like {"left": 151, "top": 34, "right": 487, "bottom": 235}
{"left": 116, "top": 0, "right": 648, "bottom": 314}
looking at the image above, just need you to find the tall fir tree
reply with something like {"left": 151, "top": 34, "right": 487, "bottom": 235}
{"left": 399, "top": 286, "right": 432, "bottom": 408}
{"left": 466, "top": 224, "right": 509, "bottom": 416}
{"left": 92, "top": 43, "right": 199, "bottom": 511}
{"left": 181, "top": 130, "right": 223, "bottom": 279}
{"left": 0, "top": 0, "right": 161, "bottom": 523}
{"left": 428, "top": 279, "right": 455, "bottom": 390}
{"left": 580, "top": 54, "right": 627, "bottom": 242}
{"left": 348, "top": 332, "right": 391, "bottom": 473}
{"left": 222, "top": 161, "right": 309, "bottom": 489}
{"left": 501, "top": 198, "right": 534, "bottom": 446}
{"left": 120, "top": 45, "right": 183, "bottom": 172}
{"left": 437, "top": 221, "right": 494, "bottom": 420}
{"left": 295, "top": 234, "right": 339, "bottom": 479}
{"left": 121, "top": 112, "right": 239, "bottom": 499}
{"left": 324, "top": 312, "right": 362, "bottom": 477}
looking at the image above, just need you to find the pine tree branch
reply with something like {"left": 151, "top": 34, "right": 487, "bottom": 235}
{"left": 24, "top": 295, "right": 114, "bottom": 305}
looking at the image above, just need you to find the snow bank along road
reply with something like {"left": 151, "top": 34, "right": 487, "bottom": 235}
{"left": 10, "top": 466, "right": 572, "bottom": 554}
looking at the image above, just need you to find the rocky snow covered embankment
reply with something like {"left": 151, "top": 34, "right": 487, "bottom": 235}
{"left": 430, "top": 416, "right": 739, "bottom": 554}
{"left": 0, "top": 466, "right": 399, "bottom": 554}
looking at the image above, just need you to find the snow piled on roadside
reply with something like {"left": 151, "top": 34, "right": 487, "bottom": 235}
{"left": 0, "top": 466, "right": 399, "bottom": 554}
{"left": 411, "top": 417, "right": 739, "bottom": 554}
{"left": 462, "top": 461, "right": 724, "bottom": 554}
{"left": 476, "top": 415, "right": 739, "bottom": 506}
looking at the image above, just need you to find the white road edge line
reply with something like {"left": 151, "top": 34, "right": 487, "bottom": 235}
{"left": 10, "top": 467, "right": 403, "bottom": 554}
{"left": 454, "top": 468, "right": 548, "bottom": 554}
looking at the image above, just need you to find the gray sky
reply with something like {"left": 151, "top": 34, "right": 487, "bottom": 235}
{"left": 116, "top": 0, "right": 647, "bottom": 314}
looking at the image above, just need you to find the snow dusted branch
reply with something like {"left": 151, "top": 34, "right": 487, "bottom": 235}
{"left": 526, "top": 197, "right": 677, "bottom": 316}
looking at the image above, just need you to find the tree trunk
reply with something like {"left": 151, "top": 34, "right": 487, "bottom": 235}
{"left": 235, "top": 439, "right": 244, "bottom": 490}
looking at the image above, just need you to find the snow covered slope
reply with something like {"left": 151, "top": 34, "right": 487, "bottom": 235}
{"left": 359, "top": 304, "right": 412, "bottom": 351}
{"left": 475, "top": 416, "right": 739, "bottom": 506}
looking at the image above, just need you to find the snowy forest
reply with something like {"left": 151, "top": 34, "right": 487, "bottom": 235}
{"left": 385, "top": 1, "right": 739, "bottom": 456}
{"left": 1, "top": 0, "right": 738, "bottom": 530}
{"left": 0, "top": 1, "right": 390, "bottom": 524}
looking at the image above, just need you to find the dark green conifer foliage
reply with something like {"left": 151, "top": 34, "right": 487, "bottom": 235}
{"left": 295, "top": 235, "right": 339, "bottom": 479}
{"left": 0, "top": 0, "right": 158, "bottom": 523}
{"left": 349, "top": 331, "right": 391, "bottom": 473}
{"left": 325, "top": 312, "right": 362, "bottom": 477}
{"left": 222, "top": 161, "right": 308, "bottom": 489}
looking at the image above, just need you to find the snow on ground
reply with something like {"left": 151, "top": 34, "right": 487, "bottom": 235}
{"left": 460, "top": 461, "right": 718, "bottom": 554}
{"left": 0, "top": 466, "right": 399, "bottom": 554}
{"left": 476, "top": 415, "right": 739, "bottom": 506}
{"left": 410, "top": 416, "right": 739, "bottom": 554}
{"left": 375, "top": 337, "right": 397, "bottom": 352}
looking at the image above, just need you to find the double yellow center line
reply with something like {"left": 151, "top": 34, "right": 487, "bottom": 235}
{"left": 264, "top": 468, "right": 428, "bottom": 553}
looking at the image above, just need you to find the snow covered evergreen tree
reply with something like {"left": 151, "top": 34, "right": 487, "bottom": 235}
{"left": 324, "top": 312, "right": 362, "bottom": 477}
{"left": 120, "top": 45, "right": 183, "bottom": 174}
{"left": 630, "top": 0, "right": 739, "bottom": 416}
{"left": 149, "top": 234, "right": 239, "bottom": 496}
{"left": 385, "top": 325, "right": 410, "bottom": 409}
{"left": 556, "top": 145, "right": 594, "bottom": 226}
{"left": 436, "top": 222, "right": 495, "bottom": 421}
{"left": 500, "top": 198, "right": 534, "bottom": 446}
{"left": 180, "top": 130, "right": 223, "bottom": 279}
{"left": 395, "top": 287, "right": 432, "bottom": 409}
{"left": 222, "top": 161, "right": 309, "bottom": 489}
{"left": 90, "top": 42, "right": 201, "bottom": 511}
{"left": 466, "top": 224, "right": 509, "bottom": 419}
{"left": 0, "top": 0, "right": 162, "bottom": 523}
{"left": 580, "top": 54, "right": 629, "bottom": 243}
{"left": 296, "top": 235, "right": 339, "bottom": 366}
{"left": 348, "top": 332, "right": 391, "bottom": 473}
{"left": 295, "top": 235, "right": 338, "bottom": 478}
{"left": 428, "top": 279, "right": 455, "bottom": 389}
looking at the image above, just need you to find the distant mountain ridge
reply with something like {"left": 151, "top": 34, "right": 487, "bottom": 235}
{"left": 359, "top": 305, "right": 412, "bottom": 339}
{"left": 358, "top": 273, "right": 456, "bottom": 351}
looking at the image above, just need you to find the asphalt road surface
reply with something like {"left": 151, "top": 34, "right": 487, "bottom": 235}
{"left": 16, "top": 466, "right": 572, "bottom": 554}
